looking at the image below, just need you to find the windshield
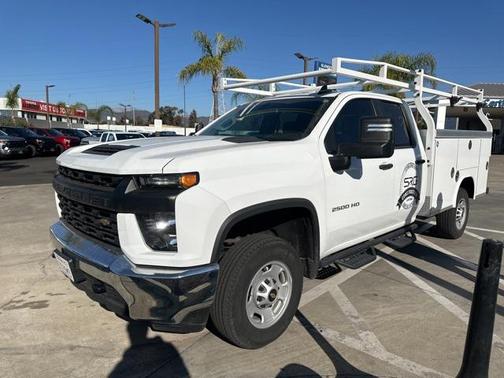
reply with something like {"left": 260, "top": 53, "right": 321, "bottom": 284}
{"left": 116, "top": 133, "right": 144, "bottom": 140}
{"left": 200, "top": 97, "right": 333, "bottom": 141}
{"left": 0, "top": 130, "right": 7, "bottom": 136}
{"left": 2, "top": 127, "right": 38, "bottom": 137}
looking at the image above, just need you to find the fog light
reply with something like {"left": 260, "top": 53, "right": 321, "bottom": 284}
{"left": 137, "top": 213, "right": 177, "bottom": 251}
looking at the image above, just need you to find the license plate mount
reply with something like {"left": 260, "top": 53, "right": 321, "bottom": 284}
{"left": 54, "top": 251, "right": 75, "bottom": 282}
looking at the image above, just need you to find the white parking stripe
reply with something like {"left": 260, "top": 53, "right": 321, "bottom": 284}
{"left": 464, "top": 230, "right": 485, "bottom": 241}
{"left": 381, "top": 245, "right": 504, "bottom": 353}
{"left": 466, "top": 226, "right": 504, "bottom": 235}
{"left": 417, "top": 236, "right": 504, "bottom": 287}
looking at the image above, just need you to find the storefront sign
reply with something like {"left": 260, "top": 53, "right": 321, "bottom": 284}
{"left": 21, "top": 99, "right": 86, "bottom": 118}
{"left": 484, "top": 98, "right": 504, "bottom": 108}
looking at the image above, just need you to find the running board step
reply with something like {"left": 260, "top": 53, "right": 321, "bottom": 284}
{"left": 333, "top": 247, "right": 377, "bottom": 269}
{"left": 384, "top": 231, "right": 417, "bottom": 249}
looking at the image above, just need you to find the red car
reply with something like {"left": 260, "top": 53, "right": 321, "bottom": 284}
{"left": 29, "top": 127, "right": 80, "bottom": 154}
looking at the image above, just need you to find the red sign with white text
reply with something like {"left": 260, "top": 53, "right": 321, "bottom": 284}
{"left": 21, "top": 99, "right": 86, "bottom": 118}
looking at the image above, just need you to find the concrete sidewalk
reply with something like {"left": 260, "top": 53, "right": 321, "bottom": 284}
{"left": 1, "top": 157, "right": 503, "bottom": 377}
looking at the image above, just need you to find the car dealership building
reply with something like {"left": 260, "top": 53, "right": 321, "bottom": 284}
{"left": 0, "top": 97, "right": 86, "bottom": 126}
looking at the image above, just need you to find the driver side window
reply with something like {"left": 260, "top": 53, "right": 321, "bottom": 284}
{"left": 107, "top": 134, "right": 115, "bottom": 142}
{"left": 324, "top": 98, "right": 375, "bottom": 152}
{"left": 100, "top": 133, "right": 108, "bottom": 142}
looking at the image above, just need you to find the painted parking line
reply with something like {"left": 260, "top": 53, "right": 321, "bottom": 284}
{"left": 466, "top": 226, "right": 504, "bottom": 235}
{"left": 381, "top": 244, "right": 504, "bottom": 354}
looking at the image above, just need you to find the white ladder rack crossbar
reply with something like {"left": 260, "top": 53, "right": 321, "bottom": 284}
{"left": 221, "top": 57, "right": 484, "bottom": 104}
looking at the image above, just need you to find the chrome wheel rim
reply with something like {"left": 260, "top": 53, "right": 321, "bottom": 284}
{"left": 455, "top": 199, "right": 467, "bottom": 229}
{"left": 246, "top": 261, "right": 292, "bottom": 329}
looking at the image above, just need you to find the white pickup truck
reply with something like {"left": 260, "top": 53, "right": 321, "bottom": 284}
{"left": 50, "top": 58, "right": 492, "bottom": 349}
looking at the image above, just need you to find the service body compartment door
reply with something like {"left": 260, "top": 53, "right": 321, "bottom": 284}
{"left": 430, "top": 138, "right": 459, "bottom": 213}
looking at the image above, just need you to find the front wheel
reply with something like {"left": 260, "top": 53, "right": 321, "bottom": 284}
{"left": 210, "top": 234, "right": 303, "bottom": 349}
{"left": 436, "top": 187, "right": 469, "bottom": 239}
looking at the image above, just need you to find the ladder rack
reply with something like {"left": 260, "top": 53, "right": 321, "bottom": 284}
{"left": 221, "top": 57, "right": 484, "bottom": 107}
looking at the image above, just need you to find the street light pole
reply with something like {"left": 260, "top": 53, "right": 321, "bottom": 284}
{"left": 45, "top": 84, "right": 55, "bottom": 128}
{"left": 183, "top": 84, "right": 186, "bottom": 136}
{"left": 294, "top": 52, "right": 318, "bottom": 85}
{"left": 136, "top": 13, "right": 175, "bottom": 121}
{"left": 119, "top": 103, "right": 131, "bottom": 132}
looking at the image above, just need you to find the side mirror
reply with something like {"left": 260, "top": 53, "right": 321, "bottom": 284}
{"left": 339, "top": 117, "right": 394, "bottom": 159}
{"left": 329, "top": 155, "right": 351, "bottom": 171}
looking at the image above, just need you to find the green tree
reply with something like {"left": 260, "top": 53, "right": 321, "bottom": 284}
{"left": 88, "top": 105, "right": 114, "bottom": 128}
{"left": 362, "top": 52, "right": 437, "bottom": 93}
{"left": 179, "top": 31, "right": 245, "bottom": 119}
{"left": 188, "top": 109, "right": 198, "bottom": 126}
{"left": 5, "top": 84, "right": 21, "bottom": 124}
{"left": 148, "top": 106, "right": 183, "bottom": 125}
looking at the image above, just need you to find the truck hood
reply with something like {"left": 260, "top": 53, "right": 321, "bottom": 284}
{"left": 57, "top": 136, "right": 270, "bottom": 174}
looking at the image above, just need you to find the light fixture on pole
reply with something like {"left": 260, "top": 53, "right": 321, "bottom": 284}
{"left": 45, "top": 84, "right": 55, "bottom": 128}
{"left": 294, "top": 52, "right": 318, "bottom": 85}
{"left": 136, "top": 13, "right": 175, "bottom": 120}
{"left": 119, "top": 103, "right": 131, "bottom": 132}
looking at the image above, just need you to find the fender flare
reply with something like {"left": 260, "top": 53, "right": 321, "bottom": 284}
{"left": 210, "top": 198, "right": 320, "bottom": 270}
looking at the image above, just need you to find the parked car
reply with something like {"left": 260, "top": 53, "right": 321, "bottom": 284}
{"left": 50, "top": 57, "right": 493, "bottom": 349}
{"left": 75, "top": 128, "right": 93, "bottom": 137}
{"left": 0, "top": 129, "right": 28, "bottom": 158}
{"left": 149, "top": 131, "right": 179, "bottom": 137}
{"left": 29, "top": 127, "right": 80, "bottom": 154}
{"left": 53, "top": 128, "right": 89, "bottom": 141}
{"left": 0, "top": 126, "right": 56, "bottom": 157}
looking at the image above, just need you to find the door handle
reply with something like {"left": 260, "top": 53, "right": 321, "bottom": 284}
{"left": 415, "top": 159, "right": 426, "bottom": 165}
{"left": 379, "top": 163, "right": 393, "bottom": 170}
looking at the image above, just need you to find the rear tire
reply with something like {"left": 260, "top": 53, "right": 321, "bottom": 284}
{"left": 435, "top": 188, "right": 469, "bottom": 239}
{"left": 56, "top": 144, "right": 65, "bottom": 155}
{"left": 210, "top": 233, "right": 303, "bottom": 349}
{"left": 25, "top": 145, "right": 36, "bottom": 158}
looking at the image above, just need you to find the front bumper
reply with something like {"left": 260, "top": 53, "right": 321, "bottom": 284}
{"left": 0, "top": 146, "right": 25, "bottom": 156}
{"left": 50, "top": 221, "right": 219, "bottom": 333}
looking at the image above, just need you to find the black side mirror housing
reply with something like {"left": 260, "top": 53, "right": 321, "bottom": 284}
{"left": 338, "top": 117, "right": 395, "bottom": 159}
{"left": 329, "top": 155, "right": 351, "bottom": 171}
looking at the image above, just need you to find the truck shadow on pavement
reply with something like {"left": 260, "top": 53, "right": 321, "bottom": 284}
{"left": 108, "top": 320, "right": 189, "bottom": 378}
{"left": 275, "top": 311, "right": 375, "bottom": 377}
{"left": 377, "top": 244, "right": 504, "bottom": 317}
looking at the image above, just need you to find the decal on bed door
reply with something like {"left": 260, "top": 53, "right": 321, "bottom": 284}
{"left": 397, "top": 162, "right": 419, "bottom": 210}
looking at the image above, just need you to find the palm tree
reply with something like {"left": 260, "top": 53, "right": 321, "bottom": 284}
{"left": 179, "top": 31, "right": 245, "bottom": 119}
{"left": 363, "top": 52, "right": 437, "bottom": 93}
{"left": 57, "top": 101, "right": 88, "bottom": 127}
{"left": 5, "top": 84, "right": 21, "bottom": 124}
{"left": 88, "top": 105, "right": 113, "bottom": 128}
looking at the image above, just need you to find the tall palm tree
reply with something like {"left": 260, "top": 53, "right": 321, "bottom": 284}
{"left": 88, "top": 105, "right": 113, "bottom": 128}
{"left": 5, "top": 84, "right": 21, "bottom": 124}
{"left": 363, "top": 52, "right": 437, "bottom": 93}
{"left": 179, "top": 31, "right": 246, "bottom": 119}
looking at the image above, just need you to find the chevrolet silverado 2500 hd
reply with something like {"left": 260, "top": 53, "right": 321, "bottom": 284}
{"left": 50, "top": 57, "right": 492, "bottom": 349}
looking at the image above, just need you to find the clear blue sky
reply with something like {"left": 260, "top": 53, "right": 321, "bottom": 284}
{"left": 1, "top": 0, "right": 502, "bottom": 116}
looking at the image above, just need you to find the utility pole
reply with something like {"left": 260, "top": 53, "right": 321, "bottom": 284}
{"left": 119, "top": 103, "right": 131, "bottom": 132}
{"left": 136, "top": 13, "right": 175, "bottom": 120}
{"left": 294, "top": 52, "right": 318, "bottom": 85}
{"left": 45, "top": 84, "right": 55, "bottom": 128}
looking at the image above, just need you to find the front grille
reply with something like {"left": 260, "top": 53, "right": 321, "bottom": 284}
{"left": 58, "top": 194, "right": 119, "bottom": 247}
{"left": 7, "top": 140, "right": 25, "bottom": 148}
{"left": 58, "top": 166, "right": 124, "bottom": 188}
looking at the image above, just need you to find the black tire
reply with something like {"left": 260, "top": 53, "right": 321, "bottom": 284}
{"left": 436, "top": 188, "right": 469, "bottom": 239}
{"left": 210, "top": 233, "right": 303, "bottom": 349}
{"left": 56, "top": 144, "right": 65, "bottom": 155}
{"left": 25, "top": 145, "right": 36, "bottom": 158}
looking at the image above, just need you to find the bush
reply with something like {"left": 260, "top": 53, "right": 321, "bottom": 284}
{"left": 0, "top": 117, "right": 29, "bottom": 127}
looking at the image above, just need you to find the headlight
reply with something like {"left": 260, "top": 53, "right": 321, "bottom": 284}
{"left": 137, "top": 212, "right": 177, "bottom": 251}
{"left": 63, "top": 138, "right": 71, "bottom": 145}
{"left": 137, "top": 172, "right": 199, "bottom": 189}
{"left": 35, "top": 139, "right": 44, "bottom": 144}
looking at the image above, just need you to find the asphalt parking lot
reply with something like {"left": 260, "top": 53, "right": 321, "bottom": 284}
{"left": 1, "top": 156, "right": 503, "bottom": 377}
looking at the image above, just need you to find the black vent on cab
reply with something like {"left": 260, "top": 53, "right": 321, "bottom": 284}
{"left": 83, "top": 144, "right": 139, "bottom": 156}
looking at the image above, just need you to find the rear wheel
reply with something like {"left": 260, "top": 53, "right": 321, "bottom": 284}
{"left": 436, "top": 188, "right": 469, "bottom": 239}
{"left": 25, "top": 145, "right": 36, "bottom": 158}
{"left": 56, "top": 144, "right": 65, "bottom": 155}
{"left": 210, "top": 233, "right": 303, "bottom": 349}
